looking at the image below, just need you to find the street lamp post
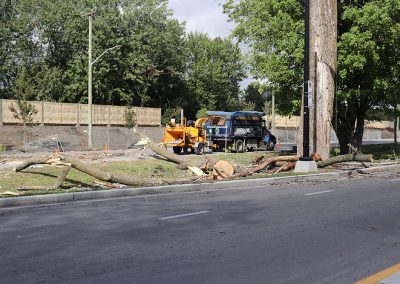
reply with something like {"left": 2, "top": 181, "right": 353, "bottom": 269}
{"left": 84, "top": 11, "right": 120, "bottom": 149}
{"left": 88, "top": 12, "right": 93, "bottom": 149}
{"left": 294, "top": 0, "right": 318, "bottom": 172}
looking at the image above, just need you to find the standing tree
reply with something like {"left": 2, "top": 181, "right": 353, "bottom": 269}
{"left": 225, "top": 0, "right": 400, "bottom": 155}
{"left": 185, "top": 32, "right": 246, "bottom": 116}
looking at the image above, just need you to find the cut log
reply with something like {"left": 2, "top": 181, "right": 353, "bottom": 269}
{"left": 133, "top": 128, "right": 204, "bottom": 176}
{"left": 317, "top": 153, "right": 374, "bottom": 168}
{"left": 213, "top": 160, "right": 235, "bottom": 180}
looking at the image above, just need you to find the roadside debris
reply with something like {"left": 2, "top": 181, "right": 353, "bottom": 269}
{"left": 10, "top": 134, "right": 378, "bottom": 191}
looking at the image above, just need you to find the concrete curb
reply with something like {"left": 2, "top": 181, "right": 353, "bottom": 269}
{"left": 1, "top": 164, "right": 399, "bottom": 208}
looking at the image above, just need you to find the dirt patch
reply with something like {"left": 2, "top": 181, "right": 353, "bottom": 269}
{"left": 0, "top": 125, "right": 163, "bottom": 151}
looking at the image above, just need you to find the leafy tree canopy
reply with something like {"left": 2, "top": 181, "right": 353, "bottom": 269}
{"left": 224, "top": 0, "right": 400, "bottom": 150}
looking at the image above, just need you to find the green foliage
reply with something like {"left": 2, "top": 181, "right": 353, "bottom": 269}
{"left": 8, "top": 99, "right": 38, "bottom": 126}
{"left": 224, "top": 0, "right": 400, "bottom": 150}
{"left": 1, "top": 0, "right": 187, "bottom": 108}
{"left": 185, "top": 32, "right": 246, "bottom": 115}
{"left": 124, "top": 107, "right": 136, "bottom": 129}
{"left": 161, "top": 107, "right": 181, "bottom": 126}
{"left": 224, "top": 0, "right": 304, "bottom": 115}
{"left": 0, "top": 0, "right": 246, "bottom": 120}
{"left": 243, "top": 82, "right": 269, "bottom": 112}
{"left": 196, "top": 107, "right": 208, "bottom": 119}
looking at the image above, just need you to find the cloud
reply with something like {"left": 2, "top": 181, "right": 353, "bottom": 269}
{"left": 168, "top": 0, "right": 234, "bottom": 38}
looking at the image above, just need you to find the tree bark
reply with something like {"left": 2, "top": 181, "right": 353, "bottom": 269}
{"left": 234, "top": 156, "right": 299, "bottom": 178}
{"left": 317, "top": 153, "right": 373, "bottom": 168}
{"left": 14, "top": 155, "right": 53, "bottom": 171}
{"left": 394, "top": 109, "right": 398, "bottom": 144}
{"left": 61, "top": 156, "right": 152, "bottom": 186}
{"left": 298, "top": 0, "right": 337, "bottom": 160}
{"left": 18, "top": 166, "right": 71, "bottom": 191}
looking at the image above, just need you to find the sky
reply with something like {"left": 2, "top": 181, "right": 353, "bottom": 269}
{"left": 167, "top": 0, "right": 234, "bottom": 39}
{"left": 168, "top": 0, "right": 252, "bottom": 89}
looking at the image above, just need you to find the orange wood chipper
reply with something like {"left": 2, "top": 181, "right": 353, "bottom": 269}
{"left": 161, "top": 116, "right": 207, "bottom": 155}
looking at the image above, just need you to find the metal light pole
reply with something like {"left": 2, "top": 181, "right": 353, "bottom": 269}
{"left": 294, "top": 0, "right": 318, "bottom": 172}
{"left": 84, "top": 11, "right": 95, "bottom": 150}
{"left": 84, "top": 11, "right": 120, "bottom": 149}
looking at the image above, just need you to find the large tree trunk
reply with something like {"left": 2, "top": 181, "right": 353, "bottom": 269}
{"left": 297, "top": 0, "right": 337, "bottom": 160}
{"left": 394, "top": 108, "right": 398, "bottom": 145}
{"left": 334, "top": 100, "right": 368, "bottom": 154}
{"left": 353, "top": 111, "right": 366, "bottom": 150}
{"left": 310, "top": 0, "right": 337, "bottom": 159}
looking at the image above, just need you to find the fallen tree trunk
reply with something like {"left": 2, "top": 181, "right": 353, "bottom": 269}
{"left": 18, "top": 166, "right": 71, "bottom": 191}
{"left": 60, "top": 156, "right": 152, "bottom": 186}
{"left": 234, "top": 156, "right": 299, "bottom": 178}
{"left": 133, "top": 128, "right": 204, "bottom": 176}
{"left": 14, "top": 155, "right": 53, "bottom": 172}
{"left": 317, "top": 153, "right": 373, "bottom": 168}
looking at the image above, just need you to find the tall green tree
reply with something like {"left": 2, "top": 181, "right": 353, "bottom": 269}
{"left": 1, "top": 0, "right": 187, "bottom": 108}
{"left": 243, "top": 82, "right": 269, "bottom": 112}
{"left": 225, "top": 0, "right": 400, "bottom": 153}
{"left": 185, "top": 32, "right": 246, "bottom": 117}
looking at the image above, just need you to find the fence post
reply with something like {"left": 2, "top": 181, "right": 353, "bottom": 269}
{"left": 108, "top": 105, "right": 111, "bottom": 126}
{"left": 0, "top": 99, "right": 3, "bottom": 126}
{"left": 41, "top": 101, "right": 44, "bottom": 125}
{"left": 76, "top": 103, "right": 80, "bottom": 126}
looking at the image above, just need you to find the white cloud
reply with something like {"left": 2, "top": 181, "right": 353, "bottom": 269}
{"left": 168, "top": 0, "right": 234, "bottom": 38}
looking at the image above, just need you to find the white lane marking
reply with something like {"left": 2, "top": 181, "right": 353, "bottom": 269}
{"left": 390, "top": 178, "right": 400, "bottom": 182}
{"left": 158, "top": 210, "right": 210, "bottom": 220}
{"left": 305, "top": 190, "right": 333, "bottom": 196}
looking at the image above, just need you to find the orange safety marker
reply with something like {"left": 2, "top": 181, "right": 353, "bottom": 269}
{"left": 105, "top": 143, "right": 109, "bottom": 152}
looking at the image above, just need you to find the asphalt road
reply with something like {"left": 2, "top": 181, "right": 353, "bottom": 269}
{"left": 1, "top": 173, "right": 400, "bottom": 284}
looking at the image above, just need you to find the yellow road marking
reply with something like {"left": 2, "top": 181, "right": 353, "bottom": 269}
{"left": 355, "top": 263, "right": 400, "bottom": 284}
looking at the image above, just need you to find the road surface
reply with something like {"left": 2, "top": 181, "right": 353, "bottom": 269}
{"left": 1, "top": 172, "right": 400, "bottom": 283}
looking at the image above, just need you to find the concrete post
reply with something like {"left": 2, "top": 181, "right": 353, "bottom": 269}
{"left": 108, "top": 105, "right": 111, "bottom": 126}
{"left": 41, "top": 101, "right": 44, "bottom": 126}
{"left": 76, "top": 103, "right": 80, "bottom": 126}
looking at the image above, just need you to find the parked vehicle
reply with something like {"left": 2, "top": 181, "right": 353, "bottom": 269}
{"left": 205, "top": 111, "right": 276, "bottom": 152}
{"left": 160, "top": 116, "right": 207, "bottom": 155}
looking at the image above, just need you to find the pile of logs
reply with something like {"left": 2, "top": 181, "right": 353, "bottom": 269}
{"left": 12, "top": 129, "right": 374, "bottom": 190}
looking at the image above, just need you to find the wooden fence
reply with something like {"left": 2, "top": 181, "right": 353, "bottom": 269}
{"left": 266, "top": 115, "right": 392, "bottom": 130}
{"left": 0, "top": 99, "right": 161, "bottom": 126}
